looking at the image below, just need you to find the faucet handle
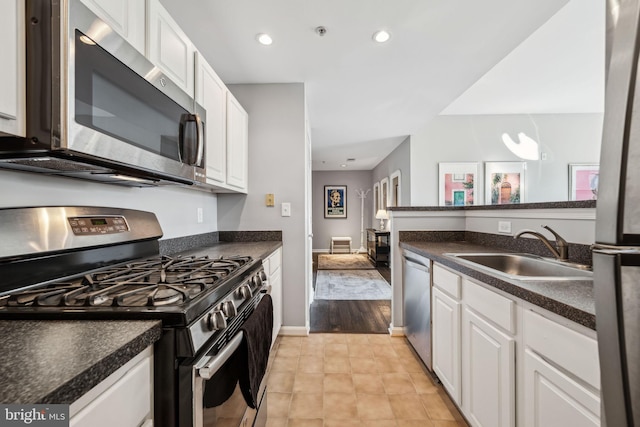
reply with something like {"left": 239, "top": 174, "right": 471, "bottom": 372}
{"left": 542, "top": 225, "right": 569, "bottom": 260}
{"left": 542, "top": 225, "right": 567, "bottom": 245}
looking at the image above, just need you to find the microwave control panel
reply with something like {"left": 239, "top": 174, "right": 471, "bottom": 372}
{"left": 68, "top": 216, "right": 130, "bottom": 235}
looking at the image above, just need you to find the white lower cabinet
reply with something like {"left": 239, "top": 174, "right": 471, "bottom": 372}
{"left": 429, "top": 262, "right": 600, "bottom": 427}
{"left": 522, "top": 309, "right": 600, "bottom": 427}
{"left": 70, "top": 346, "right": 154, "bottom": 427}
{"left": 432, "top": 286, "right": 461, "bottom": 404}
{"left": 523, "top": 349, "right": 599, "bottom": 427}
{"left": 462, "top": 307, "right": 515, "bottom": 427}
{"left": 264, "top": 247, "right": 282, "bottom": 347}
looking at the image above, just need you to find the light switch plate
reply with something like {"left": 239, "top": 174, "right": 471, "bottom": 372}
{"left": 498, "top": 221, "right": 511, "bottom": 234}
{"left": 281, "top": 202, "right": 291, "bottom": 217}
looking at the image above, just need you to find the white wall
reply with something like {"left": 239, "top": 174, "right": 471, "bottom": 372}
{"left": 312, "top": 170, "right": 372, "bottom": 252}
{"left": 218, "top": 83, "right": 308, "bottom": 329}
{"left": 410, "top": 113, "right": 603, "bottom": 206}
{"left": 372, "top": 136, "right": 411, "bottom": 208}
{"left": 0, "top": 170, "right": 218, "bottom": 239}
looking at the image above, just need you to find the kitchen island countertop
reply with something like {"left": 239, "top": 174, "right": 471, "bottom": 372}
{"left": 0, "top": 320, "right": 162, "bottom": 404}
{"left": 400, "top": 240, "right": 596, "bottom": 330}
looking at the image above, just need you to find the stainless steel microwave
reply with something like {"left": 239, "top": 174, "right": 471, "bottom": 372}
{"left": 0, "top": 0, "right": 206, "bottom": 187}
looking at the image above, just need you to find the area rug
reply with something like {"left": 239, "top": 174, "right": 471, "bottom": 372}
{"left": 314, "top": 270, "right": 391, "bottom": 300}
{"left": 317, "top": 254, "right": 374, "bottom": 270}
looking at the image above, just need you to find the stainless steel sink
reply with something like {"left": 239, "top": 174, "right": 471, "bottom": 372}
{"left": 444, "top": 253, "right": 593, "bottom": 281}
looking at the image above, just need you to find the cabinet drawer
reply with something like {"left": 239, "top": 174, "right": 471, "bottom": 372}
{"left": 463, "top": 279, "right": 515, "bottom": 334}
{"left": 523, "top": 310, "right": 600, "bottom": 390}
{"left": 433, "top": 264, "right": 461, "bottom": 299}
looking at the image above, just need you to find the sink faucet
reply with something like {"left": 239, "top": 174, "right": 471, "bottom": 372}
{"left": 514, "top": 225, "right": 569, "bottom": 260}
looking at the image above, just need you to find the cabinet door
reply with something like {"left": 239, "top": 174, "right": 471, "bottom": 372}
{"left": 523, "top": 349, "right": 600, "bottom": 427}
{"left": 226, "top": 93, "right": 249, "bottom": 191}
{"left": 70, "top": 350, "right": 153, "bottom": 427}
{"left": 462, "top": 307, "right": 515, "bottom": 427}
{"left": 432, "top": 287, "right": 461, "bottom": 404}
{"left": 80, "top": 0, "right": 145, "bottom": 54}
{"left": 264, "top": 248, "right": 282, "bottom": 348}
{"left": 0, "top": 0, "right": 25, "bottom": 137}
{"left": 195, "top": 53, "right": 227, "bottom": 184}
{"left": 147, "top": 0, "right": 195, "bottom": 97}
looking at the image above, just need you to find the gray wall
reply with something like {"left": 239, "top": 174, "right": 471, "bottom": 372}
{"left": 312, "top": 170, "right": 373, "bottom": 252}
{"left": 410, "top": 113, "right": 603, "bottom": 205}
{"left": 0, "top": 170, "right": 218, "bottom": 239}
{"left": 218, "top": 83, "right": 308, "bottom": 328}
{"left": 372, "top": 136, "right": 411, "bottom": 208}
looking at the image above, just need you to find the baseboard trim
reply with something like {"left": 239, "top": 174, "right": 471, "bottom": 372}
{"left": 279, "top": 326, "right": 310, "bottom": 336}
{"left": 389, "top": 326, "right": 406, "bottom": 337}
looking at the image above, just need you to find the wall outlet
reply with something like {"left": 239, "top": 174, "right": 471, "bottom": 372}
{"left": 281, "top": 202, "right": 291, "bottom": 217}
{"left": 197, "top": 207, "right": 203, "bottom": 223}
{"left": 498, "top": 220, "right": 511, "bottom": 234}
{"left": 266, "top": 193, "right": 275, "bottom": 207}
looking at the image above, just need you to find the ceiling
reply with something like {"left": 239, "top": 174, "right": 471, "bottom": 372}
{"left": 160, "top": 0, "right": 572, "bottom": 171}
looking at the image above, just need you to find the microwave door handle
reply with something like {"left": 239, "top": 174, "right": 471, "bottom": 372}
{"left": 178, "top": 113, "right": 200, "bottom": 165}
{"left": 195, "top": 113, "right": 204, "bottom": 166}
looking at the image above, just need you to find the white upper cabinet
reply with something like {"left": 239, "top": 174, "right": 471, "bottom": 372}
{"left": 226, "top": 92, "right": 249, "bottom": 192}
{"left": 195, "top": 53, "right": 227, "bottom": 184}
{"left": 0, "top": 0, "right": 25, "bottom": 137}
{"left": 146, "top": 0, "right": 195, "bottom": 97}
{"left": 80, "top": 0, "right": 145, "bottom": 54}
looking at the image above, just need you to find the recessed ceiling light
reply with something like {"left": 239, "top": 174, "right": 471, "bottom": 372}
{"left": 372, "top": 30, "right": 391, "bottom": 43}
{"left": 256, "top": 33, "right": 273, "bottom": 46}
{"left": 340, "top": 164, "right": 347, "bottom": 168}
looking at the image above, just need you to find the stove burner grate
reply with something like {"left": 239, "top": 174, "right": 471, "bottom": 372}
{"left": 0, "top": 255, "right": 252, "bottom": 308}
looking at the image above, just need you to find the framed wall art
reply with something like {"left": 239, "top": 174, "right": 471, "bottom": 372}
{"left": 485, "top": 161, "right": 526, "bottom": 205}
{"left": 569, "top": 164, "right": 599, "bottom": 201}
{"left": 438, "top": 162, "right": 478, "bottom": 206}
{"left": 324, "top": 185, "right": 347, "bottom": 218}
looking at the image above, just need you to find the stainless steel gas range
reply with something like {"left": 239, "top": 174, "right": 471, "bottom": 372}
{"left": 0, "top": 206, "right": 272, "bottom": 427}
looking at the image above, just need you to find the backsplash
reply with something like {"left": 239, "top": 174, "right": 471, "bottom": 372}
{"left": 398, "top": 230, "right": 592, "bottom": 266}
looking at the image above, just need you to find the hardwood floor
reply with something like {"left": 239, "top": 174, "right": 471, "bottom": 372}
{"left": 310, "top": 253, "right": 392, "bottom": 333}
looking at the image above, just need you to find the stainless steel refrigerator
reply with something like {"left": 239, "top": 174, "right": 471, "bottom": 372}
{"left": 594, "top": 1, "right": 640, "bottom": 426}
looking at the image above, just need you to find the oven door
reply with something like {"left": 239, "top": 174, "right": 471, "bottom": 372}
{"left": 191, "top": 332, "right": 267, "bottom": 427}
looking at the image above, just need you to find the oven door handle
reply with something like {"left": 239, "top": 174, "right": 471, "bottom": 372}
{"left": 197, "top": 332, "right": 243, "bottom": 380}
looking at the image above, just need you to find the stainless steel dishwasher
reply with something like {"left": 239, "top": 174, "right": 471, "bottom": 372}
{"left": 402, "top": 249, "right": 432, "bottom": 370}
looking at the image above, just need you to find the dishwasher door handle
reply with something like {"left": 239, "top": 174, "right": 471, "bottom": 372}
{"left": 403, "top": 256, "right": 431, "bottom": 273}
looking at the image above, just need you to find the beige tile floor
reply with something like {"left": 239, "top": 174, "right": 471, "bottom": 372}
{"left": 265, "top": 333, "right": 469, "bottom": 427}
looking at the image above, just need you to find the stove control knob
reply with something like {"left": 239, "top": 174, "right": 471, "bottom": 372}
{"left": 259, "top": 270, "right": 268, "bottom": 281}
{"left": 251, "top": 274, "right": 263, "bottom": 288}
{"left": 221, "top": 300, "right": 237, "bottom": 318}
{"left": 240, "top": 284, "right": 253, "bottom": 300}
{"left": 207, "top": 310, "right": 227, "bottom": 331}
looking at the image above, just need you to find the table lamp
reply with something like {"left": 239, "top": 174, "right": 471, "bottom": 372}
{"left": 375, "top": 209, "right": 389, "bottom": 230}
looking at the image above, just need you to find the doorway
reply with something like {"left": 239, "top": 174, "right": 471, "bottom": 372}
{"left": 309, "top": 252, "right": 391, "bottom": 333}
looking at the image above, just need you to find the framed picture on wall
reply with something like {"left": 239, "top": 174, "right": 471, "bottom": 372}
{"left": 485, "top": 161, "right": 526, "bottom": 205}
{"left": 324, "top": 185, "right": 347, "bottom": 218}
{"left": 569, "top": 164, "right": 599, "bottom": 201}
{"left": 438, "top": 162, "right": 478, "bottom": 206}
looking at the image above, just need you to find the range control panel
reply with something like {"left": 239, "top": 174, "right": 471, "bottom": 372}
{"left": 68, "top": 216, "right": 129, "bottom": 235}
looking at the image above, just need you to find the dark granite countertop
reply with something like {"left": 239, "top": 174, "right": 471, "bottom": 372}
{"left": 0, "top": 320, "right": 162, "bottom": 404}
{"left": 173, "top": 240, "right": 283, "bottom": 261}
{"left": 400, "top": 241, "right": 596, "bottom": 330}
